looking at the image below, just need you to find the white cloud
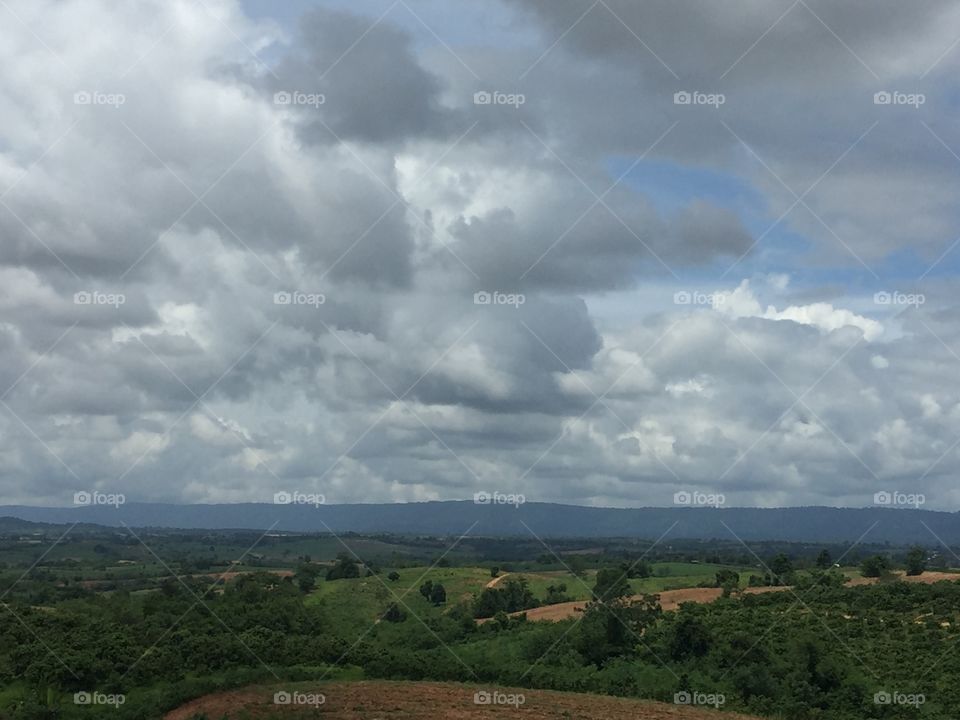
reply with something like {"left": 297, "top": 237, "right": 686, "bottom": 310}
{"left": 717, "top": 280, "right": 884, "bottom": 341}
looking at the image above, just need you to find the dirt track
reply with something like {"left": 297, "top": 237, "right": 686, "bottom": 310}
{"left": 165, "top": 680, "right": 762, "bottom": 720}
{"left": 485, "top": 572, "right": 510, "bottom": 589}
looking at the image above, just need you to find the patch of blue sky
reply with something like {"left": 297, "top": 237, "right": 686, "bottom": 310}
{"left": 240, "top": 0, "right": 529, "bottom": 54}
{"left": 605, "top": 155, "right": 960, "bottom": 289}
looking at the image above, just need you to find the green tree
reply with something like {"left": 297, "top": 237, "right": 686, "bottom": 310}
{"left": 387, "top": 571, "right": 400, "bottom": 581}
{"left": 592, "top": 566, "right": 631, "bottom": 601}
{"left": 473, "top": 578, "right": 537, "bottom": 618}
{"left": 429, "top": 583, "right": 447, "bottom": 605}
{"left": 769, "top": 554, "right": 794, "bottom": 585}
{"left": 669, "top": 614, "right": 711, "bottom": 660}
{"left": 325, "top": 554, "right": 360, "bottom": 580}
{"left": 715, "top": 569, "right": 740, "bottom": 596}
{"left": 860, "top": 555, "right": 890, "bottom": 578}
{"left": 816, "top": 549, "right": 832, "bottom": 569}
{"left": 568, "top": 555, "right": 587, "bottom": 577}
{"left": 905, "top": 547, "right": 926, "bottom": 576}
{"left": 383, "top": 603, "right": 406, "bottom": 622}
{"left": 419, "top": 580, "right": 434, "bottom": 599}
{"left": 294, "top": 563, "right": 318, "bottom": 593}
{"left": 544, "top": 583, "right": 570, "bottom": 604}
{"left": 576, "top": 594, "right": 661, "bottom": 666}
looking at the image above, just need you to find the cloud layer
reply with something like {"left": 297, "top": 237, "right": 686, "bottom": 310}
{"left": 0, "top": 0, "right": 958, "bottom": 511}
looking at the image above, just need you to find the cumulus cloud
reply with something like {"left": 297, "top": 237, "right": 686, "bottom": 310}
{"left": 717, "top": 280, "right": 885, "bottom": 341}
{"left": 0, "top": 0, "right": 957, "bottom": 513}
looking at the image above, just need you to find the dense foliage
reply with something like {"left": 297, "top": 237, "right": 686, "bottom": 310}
{"left": 1, "top": 528, "right": 956, "bottom": 719}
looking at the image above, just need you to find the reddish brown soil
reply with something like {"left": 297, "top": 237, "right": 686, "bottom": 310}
{"left": 845, "top": 570, "right": 958, "bottom": 586}
{"left": 509, "top": 571, "right": 960, "bottom": 623}
{"left": 510, "top": 585, "right": 791, "bottom": 623}
{"left": 165, "top": 681, "right": 762, "bottom": 720}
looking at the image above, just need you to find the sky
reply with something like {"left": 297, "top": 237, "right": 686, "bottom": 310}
{"left": 1, "top": 0, "right": 959, "bottom": 509}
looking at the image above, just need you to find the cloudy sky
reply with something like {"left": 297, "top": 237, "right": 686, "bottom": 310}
{"left": 1, "top": 0, "right": 959, "bottom": 510}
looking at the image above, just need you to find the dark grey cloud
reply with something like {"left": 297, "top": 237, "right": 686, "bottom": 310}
{"left": 272, "top": 7, "right": 459, "bottom": 144}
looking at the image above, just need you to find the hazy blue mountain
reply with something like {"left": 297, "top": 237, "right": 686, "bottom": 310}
{"left": 0, "top": 502, "right": 956, "bottom": 544}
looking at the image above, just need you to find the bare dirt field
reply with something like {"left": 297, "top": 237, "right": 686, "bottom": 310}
{"left": 497, "top": 571, "right": 960, "bottom": 623}
{"left": 845, "top": 570, "right": 958, "bottom": 586}
{"left": 165, "top": 680, "right": 762, "bottom": 720}
{"left": 514, "top": 585, "right": 791, "bottom": 623}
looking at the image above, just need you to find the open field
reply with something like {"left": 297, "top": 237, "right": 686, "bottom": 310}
{"left": 499, "top": 570, "right": 960, "bottom": 622}
{"left": 307, "top": 561, "right": 763, "bottom": 623}
{"left": 487, "top": 585, "right": 792, "bottom": 623}
{"left": 846, "top": 570, "right": 960, "bottom": 586}
{"left": 165, "top": 681, "right": 762, "bottom": 720}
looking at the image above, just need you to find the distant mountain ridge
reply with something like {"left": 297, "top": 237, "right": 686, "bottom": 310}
{"left": 0, "top": 502, "right": 957, "bottom": 544}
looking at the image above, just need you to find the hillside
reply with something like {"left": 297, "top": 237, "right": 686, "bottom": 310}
{"left": 165, "top": 681, "right": 762, "bottom": 720}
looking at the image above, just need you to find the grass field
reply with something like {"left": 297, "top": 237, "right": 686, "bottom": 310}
{"left": 307, "top": 561, "right": 766, "bottom": 628}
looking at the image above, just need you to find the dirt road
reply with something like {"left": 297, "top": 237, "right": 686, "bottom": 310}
{"left": 484, "top": 572, "right": 510, "bottom": 589}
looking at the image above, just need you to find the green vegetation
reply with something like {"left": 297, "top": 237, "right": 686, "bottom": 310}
{"left": 906, "top": 546, "right": 927, "bottom": 576}
{"left": 1, "top": 525, "right": 957, "bottom": 719}
{"left": 861, "top": 554, "right": 892, "bottom": 578}
{"left": 473, "top": 578, "right": 539, "bottom": 617}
